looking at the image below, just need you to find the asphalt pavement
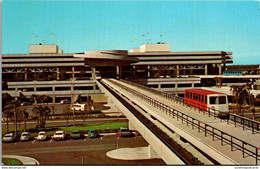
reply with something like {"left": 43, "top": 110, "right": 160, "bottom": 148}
{"left": 2, "top": 135, "right": 165, "bottom": 165}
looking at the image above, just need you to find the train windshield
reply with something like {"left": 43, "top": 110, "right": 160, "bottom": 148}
{"left": 210, "top": 96, "right": 226, "bottom": 104}
{"left": 219, "top": 96, "right": 226, "bottom": 104}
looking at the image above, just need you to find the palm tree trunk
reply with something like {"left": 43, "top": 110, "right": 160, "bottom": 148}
{"left": 14, "top": 110, "right": 17, "bottom": 136}
{"left": 6, "top": 116, "right": 9, "bottom": 134}
{"left": 24, "top": 119, "right": 26, "bottom": 132}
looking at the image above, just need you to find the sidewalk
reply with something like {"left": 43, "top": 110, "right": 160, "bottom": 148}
{"left": 106, "top": 147, "right": 158, "bottom": 160}
{"left": 2, "top": 155, "right": 39, "bottom": 165}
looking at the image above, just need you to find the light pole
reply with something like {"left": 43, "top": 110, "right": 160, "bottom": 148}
{"left": 72, "top": 102, "right": 75, "bottom": 126}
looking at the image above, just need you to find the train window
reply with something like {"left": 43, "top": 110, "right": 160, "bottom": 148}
{"left": 194, "top": 94, "right": 197, "bottom": 101}
{"left": 219, "top": 96, "right": 226, "bottom": 104}
{"left": 201, "top": 95, "right": 204, "bottom": 103}
{"left": 205, "top": 96, "right": 207, "bottom": 104}
{"left": 210, "top": 97, "right": 217, "bottom": 104}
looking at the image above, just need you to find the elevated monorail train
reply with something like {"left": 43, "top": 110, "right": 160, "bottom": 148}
{"left": 184, "top": 88, "right": 229, "bottom": 118}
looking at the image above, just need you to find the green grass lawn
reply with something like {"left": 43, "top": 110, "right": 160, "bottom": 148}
{"left": 2, "top": 158, "right": 23, "bottom": 165}
{"left": 58, "top": 122, "right": 127, "bottom": 132}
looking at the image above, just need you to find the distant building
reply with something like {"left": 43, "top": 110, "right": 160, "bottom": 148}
{"left": 2, "top": 43, "right": 234, "bottom": 102}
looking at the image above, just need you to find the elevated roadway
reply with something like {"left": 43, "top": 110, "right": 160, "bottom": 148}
{"left": 98, "top": 78, "right": 260, "bottom": 165}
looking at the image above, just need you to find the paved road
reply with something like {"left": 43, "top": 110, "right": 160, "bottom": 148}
{"left": 2, "top": 135, "right": 165, "bottom": 165}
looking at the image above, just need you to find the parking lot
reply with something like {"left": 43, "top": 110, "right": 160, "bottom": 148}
{"left": 18, "top": 102, "right": 109, "bottom": 116}
{"left": 2, "top": 134, "right": 165, "bottom": 165}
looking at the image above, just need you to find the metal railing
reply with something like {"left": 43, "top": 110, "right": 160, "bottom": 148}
{"left": 105, "top": 79, "right": 260, "bottom": 164}
{"left": 120, "top": 79, "right": 260, "bottom": 134}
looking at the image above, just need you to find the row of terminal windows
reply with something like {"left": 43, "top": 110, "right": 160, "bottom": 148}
{"left": 147, "top": 83, "right": 201, "bottom": 88}
{"left": 11, "top": 86, "right": 99, "bottom": 91}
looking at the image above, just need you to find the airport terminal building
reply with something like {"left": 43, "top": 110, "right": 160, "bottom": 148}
{"left": 2, "top": 43, "right": 235, "bottom": 103}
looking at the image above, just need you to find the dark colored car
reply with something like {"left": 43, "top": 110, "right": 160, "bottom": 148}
{"left": 70, "top": 130, "right": 84, "bottom": 139}
{"left": 88, "top": 129, "right": 98, "bottom": 138}
{"left": 119, "top": 128, "right": 134, "bottom": 137}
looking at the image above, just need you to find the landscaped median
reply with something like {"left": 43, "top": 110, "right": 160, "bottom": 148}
{"left": 2, "top": 158, "right": 23, "bottom": 165}
{"left": 2, "top": 155, "right": 40, "bottom": 165}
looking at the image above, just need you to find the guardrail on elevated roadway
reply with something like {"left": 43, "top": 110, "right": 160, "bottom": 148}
{"left": 108, "top": 79, "right": 260, "bottom": 165}
{"left": 121, "top": 79, "right": 260, "bottom": 134}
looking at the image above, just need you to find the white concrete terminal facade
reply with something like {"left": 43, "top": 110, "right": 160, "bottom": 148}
{"left": 2, "top": 43, "right": 235, "bottom": 102}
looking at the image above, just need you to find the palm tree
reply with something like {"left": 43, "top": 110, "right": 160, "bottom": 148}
{"left": 42, "top": 95, "right": 50, "bottom": 105}
{"left": 230, "top": 85, "right": 250, "bottom": 116}
{"left": 21, "top": 109, "right": 29, "bottom": 132}
{"left": 4, "top": 99, "right": 20, "bottom": 136}
{"left": 30, "top": 94, "right": 38, "bottom": 105}
{"left": 2, "top": 109, "right": 13, "bottom": 134}
{"left": 32, "top": 105, "right": 51, "bottom": 128}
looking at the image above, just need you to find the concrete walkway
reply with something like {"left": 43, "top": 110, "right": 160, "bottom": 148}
{"left": 2, "top": 155, "right": 39, "bottom": 165}
{"left": 106, "top": 147, "right": 159, "bottom": 160}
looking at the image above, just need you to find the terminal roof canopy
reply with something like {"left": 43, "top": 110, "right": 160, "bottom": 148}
{"left": 74, "top": 50, "right": 139, "bottom": 67}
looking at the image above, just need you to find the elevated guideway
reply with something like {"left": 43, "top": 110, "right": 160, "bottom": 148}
{"left": 97, "top": 79, "right": 203, "bottom": 165}
{"left": 100, "top": 78, "right": 260, "bottom": 165}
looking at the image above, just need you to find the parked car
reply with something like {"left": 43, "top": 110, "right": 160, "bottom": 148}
{"left": 60, "top": 99, "right": 70, "bottom": 104}
{"left": 71, "top": 103, "right": 86, "bottom": 111}
{"left": 20, "top": 132, "right": 31, "bottom": 141}
{"left": 2, "top": 133, "right": 16, "bottom": 143}
{"left": 52, "top": 131, "right": 66, "bottom": 141}
{"left": 88, "top": 129, "right": 98, "bottom": 138}
{"left": 20, "top": 102, "right": 31, "bottom": 106}
{"left": 35, "top": 131, "right": 47, "bottom": 141}
{"left": 70, "top": 130, "right": 84, "bottom": 139}
{"left": 119, "top": 128, "right": 133, "bottom": 137}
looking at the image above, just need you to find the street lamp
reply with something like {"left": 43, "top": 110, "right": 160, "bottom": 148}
{"left": 72, "top": 101, "right": 75, "bottom": 126}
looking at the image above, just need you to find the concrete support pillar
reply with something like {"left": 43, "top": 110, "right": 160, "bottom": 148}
{"left": 133, "top": 66, "right": 136, "bottom": 78}
{"left": 128, "top": 121, "right": 136, "bottom": 130}
{"left": 218, "top": 64, "right": 222, "bottom": 75}
{"left": 34, "top": 86, "right": 37, "bottom": 94}
{"left": 147, "top": 65, "right": 151, "bottom": 78}
{"left": 24, "top": 68, "right": 28, "bottom": 81}
{"left": 71, "top": 84, "right": 74, "bottom": 91}
{"left": 116, "top": 66, "right": 122, "bottom": 79}
{"left": 52, "top": 86, "right": 55, "bottom": 92}
{"left": 205, "top": 64, "right": 208, "bottom": 76}
{"left": 52, "top": 96, "right": 55, "bottom": 103}
{"left": 57, "top": 67, "right": 60, "bottom": 80}
{"left": 72, "top": 66, "right": 75, "bottom": 80}
{"left": 175, "top": 83, "right": 178, "bottom": 96}
{"left": 71, "top": 95, "right": 77, "bottom": 103}
{"left": 158, "top": 83, "right": 161, "bottom": 90}
{"left": 91, "top": 67, "right": 96, "bottom": 80}
{"left": 93, "top": 85, "right": 96, "bottom": 91}
{"left": 148, "top": 145, "right": 159, "bottom": 158}
{"left": 176, "top": 65, "right": 180, "bottom": 77}
{"left": 192, "top": 82, "right": 195, "bottom": 88}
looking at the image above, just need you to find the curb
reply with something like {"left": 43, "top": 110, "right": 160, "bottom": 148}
{"left": 2, "top": 155, "right": 40, "bottom": 165}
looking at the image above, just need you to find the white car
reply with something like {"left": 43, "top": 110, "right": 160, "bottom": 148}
{"left": 20, "top": 132, "right": 31, "bottom": 141}
{"left": 52, "top": 131, "right": 66, "bottom": 141}
{"left": 60, "top": 99, "right": 70, "bottom": 104}
{"left": 2, "top": 133, "right": 16, "bottom": 143}
{"left": 36, "top": 131, "right": 47, "bottom": 141}
{"left": 71, "top": 103, "right": 86, "bottom": 111}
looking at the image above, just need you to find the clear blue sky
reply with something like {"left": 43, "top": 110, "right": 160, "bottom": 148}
{"left": 2, "top": 0, "right": 260, "bottom": 65}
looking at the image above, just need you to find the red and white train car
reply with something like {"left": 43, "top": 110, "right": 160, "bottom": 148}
{"left": 184, "top": 88, "right": 229, "bottom": 117}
